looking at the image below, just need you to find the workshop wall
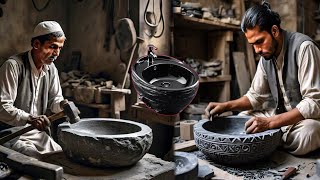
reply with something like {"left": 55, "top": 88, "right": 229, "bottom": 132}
{"left": 0, "top": 0, "right": 68, "bottom": 66}
{"left": 67, "top": 0, "right": 122, "bottom": 84}
{"left": 269, "top": 0, "right": 297, "bottom": 32}
{"left": 138, "top": 0, "right": 171, "bottom": 57}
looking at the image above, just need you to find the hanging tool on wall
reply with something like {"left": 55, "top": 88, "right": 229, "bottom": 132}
{"left": 32, "top": 0, "right": 51, "bottom": 12}
{"left": 0, "top": 0, "right": 7, "bottom": 18}
{"left": 115, "top": 18, "right": 144, "bottom": 89}
{"left": 144, "top": 0, "right": 164, "bottom": 38}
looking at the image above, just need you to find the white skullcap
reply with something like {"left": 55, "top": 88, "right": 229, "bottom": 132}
{"left": 32, "top": 21, "right": 64, "bottom": 38}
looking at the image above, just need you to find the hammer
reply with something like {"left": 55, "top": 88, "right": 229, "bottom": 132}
{"left": 0, "top": 101, "right": 80, "bottom": 145}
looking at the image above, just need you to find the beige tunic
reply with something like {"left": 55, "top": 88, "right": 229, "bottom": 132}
{"left": 0, "top": 51, "right": 62, "bottom": 158}
{"left": 243, "top": 38, "right": 320, "bottom": 155}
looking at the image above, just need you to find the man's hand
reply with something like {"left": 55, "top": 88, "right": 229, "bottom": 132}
{"left": 245, "top": 116, "right": 271, "bottom": 134}
{"left": 205, "top": 102, "right": 228, "bottom": 120}
{"left": 27, "top": 115, "right": 51, "bottom": 131}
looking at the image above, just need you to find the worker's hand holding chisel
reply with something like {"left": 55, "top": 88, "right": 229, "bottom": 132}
{"left": 205, "top": 102, "right": 228, "bottom": 120}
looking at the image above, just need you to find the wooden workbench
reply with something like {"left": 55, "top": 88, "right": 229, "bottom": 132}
{"left": 75, "top": 88, "right": 131, "bottom": 119}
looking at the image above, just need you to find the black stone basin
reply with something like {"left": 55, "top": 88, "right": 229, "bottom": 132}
{"left": 194, "top": 116, "right": 282, "bottom": 165}
{"left": 57, "top": 118, "right": 153, "bottom": 167}
{"left": 175, "top": 151, "right": 198, "bottom": 180}
{"left": 131, "top": 55, "right": 199, "bottom": 115}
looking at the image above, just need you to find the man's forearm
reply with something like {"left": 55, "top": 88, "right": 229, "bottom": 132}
{"left": 225, "top": 96, "right": 253, "bottom": 112}
{"left": 269, "top": 108, "right": 305, "bottom": 129}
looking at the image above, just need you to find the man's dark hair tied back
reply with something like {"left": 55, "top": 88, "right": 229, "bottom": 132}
{"left": 241, "top": 0, "right": 281, "bottom": 34}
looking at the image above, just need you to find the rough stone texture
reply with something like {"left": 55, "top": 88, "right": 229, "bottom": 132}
{"left": 194, "top": 116, "right": 282, "bottom": 165}
{"left": 57, "top": 118, "right": 153, "bottom": 167}
{"left": 40, "top": 152, "right": 175, "bottom": 180}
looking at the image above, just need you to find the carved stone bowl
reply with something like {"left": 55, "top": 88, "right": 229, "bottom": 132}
{"left": 57, "top": 118, "right": 153, "bottom": 167}
{"left": 194, "top": 116, "right": 282, "bottom": 165}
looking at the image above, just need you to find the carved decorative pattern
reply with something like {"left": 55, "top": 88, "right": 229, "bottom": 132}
{"left": 194, "top": 119, "right": 282, "bottom": 165}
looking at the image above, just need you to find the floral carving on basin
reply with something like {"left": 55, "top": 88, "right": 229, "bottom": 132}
{"left": 194, "top": 116, "right": 282, "bottom": 165}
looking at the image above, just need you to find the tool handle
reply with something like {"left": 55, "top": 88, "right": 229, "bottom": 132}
{"left": 0, "top": 111, "right": 65, "bottom": 145}
{"left": 48, "top": 111, "right": 65, "bottom": 122}
{"left": 0, "top": 125, "right": 34, "bottom": 144}
{"left": 282, "top": 167, "right": 297, "bottom": 180}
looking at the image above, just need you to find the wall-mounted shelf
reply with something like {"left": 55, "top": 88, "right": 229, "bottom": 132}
{"left": 173, "top": 13, "right": 240, "bottom": 31}
{"left": 199, "top": 75, "right": 231, "bottom": 83}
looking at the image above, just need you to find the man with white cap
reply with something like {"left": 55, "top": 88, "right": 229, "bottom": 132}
{"left": 0, "top": 21, "right": 67, "bottom": 158}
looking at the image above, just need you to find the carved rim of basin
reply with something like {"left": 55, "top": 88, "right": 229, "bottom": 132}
{"left": 59, "top": 118, "right": 151, "bottom": 138}
{"left": 194, "top": 116, "right": 282, "bottom": 165}
{"left": 58, "top": 118, "right": 153, "bottom": 167}
{"left": 174, "top": 151, "right": 198, "bottom": 180}
{"left": 131, "top": 55, "right": 199, "bottom": 91}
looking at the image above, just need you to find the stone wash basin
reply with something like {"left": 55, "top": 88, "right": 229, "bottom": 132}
{"left": 57, "top": 118, "right": 153, "bottom": 167}
{"left": 175, "top": 151, "right": 198, "bottom": 180}
{"left": 132, "top": 55, "right": 199, "bottom": 115}
{"left": 194, "top": 116, "right": 282, "bottom": 165}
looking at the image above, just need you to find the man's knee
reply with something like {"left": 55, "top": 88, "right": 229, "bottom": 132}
{"left": 298, "top": 119, "right": 320, "bottom": 136}
{"left": 286, "top": 119, "right": 320, "bottom": 155}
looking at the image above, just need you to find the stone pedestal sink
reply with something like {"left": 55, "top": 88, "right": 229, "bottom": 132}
{"left": 194, "top": 116, "right": 282, "bottom": 165}
{"left": 131, "top": 53, "right": 199, "bottom": 115}
{"left": 57, "top": 118, "right": 153, "bottom": 167}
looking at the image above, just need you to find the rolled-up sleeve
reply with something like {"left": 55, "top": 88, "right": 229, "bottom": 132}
{"left": 296, "top": 41, "right": 320, "bottom": 119}
{"left": 245, "top": 59, "right": 273, "bottom": 110}
{"left": 0, "top": 60, "right": 30, "bottom": 126}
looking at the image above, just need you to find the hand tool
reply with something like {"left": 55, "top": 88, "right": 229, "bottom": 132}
{"left": 281, "top": 167, "right": 297, "bottom": 180}
{"left": 0, "top": 101, "right": 80, "bottom": 145}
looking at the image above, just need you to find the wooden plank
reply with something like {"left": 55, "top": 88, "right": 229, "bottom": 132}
{"left": 174, "top": 13, "right": 240, "bottom": 31}
{"left": 245, "top": 41, "right": 257, "bottom": 81}
{"left": 233, "top": 52, "right": 251, "bottom": 96}
{"left": 198, "top": 159, "right": 243, "bottom": 180}
{"left": 174, "top": 140, "right": 197, "bottom": 152}
{"left": 199, "top": 75, "right": 231, "bottom": 83}
{"left": 131, "top": 105, "right": 179, "bottom": 126}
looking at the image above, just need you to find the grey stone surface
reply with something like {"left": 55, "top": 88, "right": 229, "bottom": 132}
{"left": 175, "top": 151, "right": 198, "bottom": 180}
{"left": 194, "top": 116, "right": 282, "bottom": 165}
{"left": 42, "top": 152, "right": 175, "bottom": 180}
{"left": 58, "top": 118, "right": 153, "bottom": 167}
{"left": 198, "top": 165, "right": 214, "bottom": 180}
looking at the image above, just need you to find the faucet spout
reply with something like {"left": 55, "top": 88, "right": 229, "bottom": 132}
{"left": 147, "top": 45, "right": 157, "bottom": 66}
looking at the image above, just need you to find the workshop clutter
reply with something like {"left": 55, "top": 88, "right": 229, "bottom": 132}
{"left": 173, "top": 1, "right": 240, "bottom": 25}
{"left": 184, "top": 58, "right": 222, "bottom": 77}
{"left": 60, "top": 70, "right": 116, "bottom": 104}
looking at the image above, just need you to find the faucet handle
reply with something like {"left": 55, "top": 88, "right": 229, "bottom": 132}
{"left": 148, "top": 44, "right": 157, "bottom": 53}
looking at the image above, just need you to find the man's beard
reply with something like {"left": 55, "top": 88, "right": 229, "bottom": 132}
{"left": 261, "top": 36, "right": 278, "bottom": 60}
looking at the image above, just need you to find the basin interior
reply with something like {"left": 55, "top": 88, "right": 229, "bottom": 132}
{"left": 203, "top": 117, "right": 251, "bottom": 135}
{"left": 66, "top": 120, "right": 141, "bottom": 135}
{"left": 142, "top": 63, "right": 196, "bottom": 89}
{"left": 175, "top": 155, "right": 188, "bottom": 175}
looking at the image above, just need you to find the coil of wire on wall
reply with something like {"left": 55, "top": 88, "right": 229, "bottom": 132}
{"left": 32, "top": 0, "right": 51, "bottom": 12}
{"left": 144, "top": 0, "right": 164, "bottom": 38}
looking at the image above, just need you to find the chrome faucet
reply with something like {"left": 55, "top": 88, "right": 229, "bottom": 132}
{"left": 147, "top": 45, "right": 157, "bottom": 66}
